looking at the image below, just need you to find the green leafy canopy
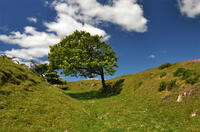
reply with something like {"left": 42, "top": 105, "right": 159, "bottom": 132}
{"left": 48, "top": 30, "right": 118, "bottom": 79}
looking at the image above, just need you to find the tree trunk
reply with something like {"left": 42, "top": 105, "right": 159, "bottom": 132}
{"left": 100, "top": 67, "right": 106, "bottom": 89}
{"left": 100, "top": 73, "right": 106, "bottom": 89}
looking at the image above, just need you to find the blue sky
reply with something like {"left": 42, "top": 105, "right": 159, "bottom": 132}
{"left": 0, "top": 0, "right": 200, "bottom": 81}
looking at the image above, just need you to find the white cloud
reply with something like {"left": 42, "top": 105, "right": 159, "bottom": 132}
{"left": 0, "top": 26, "right": 59, "bottom": 48}
{"left": 53, "top": 0, "right": 147, "bottom": 32}
{"left": 0, "top": 26, "right": 60, "bottom": 64}
{"left": 178, "top": 0, "right": 200, "bottom": 18}
{"left": 27, "top": 17, "right": 37, "bottom": 23}
{"left": 148, "top": 54, "right": 156, "bottom": 59}
{"left": 44, "top": 13, "right": 108, "bottom": 38}
{"left": 0, "top": 0, "right": 147, "bottom": 64}
{"left": 5, "top": 47, "right": 50, "bottom": 60}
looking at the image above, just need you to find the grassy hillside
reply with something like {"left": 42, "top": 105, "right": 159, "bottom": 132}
{"left": 1, "top": 56, "right": 200, "bottom": 131}
{"left": 0, "top": 56, "right": 85, "bottom": 131}
{"left": 65, "top": 59, "right": 200, "bottom": 131}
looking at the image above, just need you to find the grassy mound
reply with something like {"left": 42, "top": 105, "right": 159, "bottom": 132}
{"left": 1, "top": 56, "right": 200, "bottom": 131}
{"left": 0, "top": 56, "right": 84, "bottom": 132}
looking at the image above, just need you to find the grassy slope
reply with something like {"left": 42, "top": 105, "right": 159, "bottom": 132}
{"left": 1, "top": 56, "right": 200, "bottom": 131}
{"left": 65, "top": 59, "right": 200, "bottom": 132}
{"left": 0, "top": 57, "right": 85, "bottom": 132}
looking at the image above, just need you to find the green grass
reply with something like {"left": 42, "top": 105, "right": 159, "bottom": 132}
{"left": 0, "top": 57, "right": 84, "bottom": 131}
{"left": 1, "top": 56, "right": 200, "bottom": 131}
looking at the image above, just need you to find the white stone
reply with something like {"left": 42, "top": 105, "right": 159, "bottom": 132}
{"left": 177, "top": 94, "right": 182, "bottom": 102}
{"left": 191, "top": 111, "right": 197, "bottom": 117}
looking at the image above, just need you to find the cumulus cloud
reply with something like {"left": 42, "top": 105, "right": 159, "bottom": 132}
{"left": 178, "top": 0, "right": 200, "bottom": 18}
{"left": 0, "top": 26, "right": 60, "bottom": 62}
{"left": 44, "top": 13, "right": 108, "bottom": 39}
{"left": 0, "top": 26, "right": 59, "bottom": 48}
{"left": 27, "top": 17, "right": 37, "bottom": 23}
{"left": 52, "top": 0, "right": 147, "bottom": 32}
{"left": 0, "top": 0, "right": 147, "bottom": 64}
{"left": 5, "top": 47, "right": 50, "bottom": 60}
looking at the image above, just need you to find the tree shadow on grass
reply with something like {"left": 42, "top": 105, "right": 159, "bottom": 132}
{"left": 59, "top": 86, "right": 69, "bottom": 91}
{"left": 66, "top": 79, "right": 125, "bottom": 100}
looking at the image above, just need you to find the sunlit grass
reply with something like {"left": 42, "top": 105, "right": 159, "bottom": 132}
{"left": 1, "top": 57, "right": 200, "bottom": 131}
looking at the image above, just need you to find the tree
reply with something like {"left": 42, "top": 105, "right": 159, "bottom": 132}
{"left": 30, "top": 60, "right": 48, "bottom": 76}
{"left": 45, "top": 70, "right": 66, "bottom": 85}
{"left": 30, "top": 61, "right": 66, "bottom": 85}
{"left": 48, "top": 30, "right": 118, "bottom": 90}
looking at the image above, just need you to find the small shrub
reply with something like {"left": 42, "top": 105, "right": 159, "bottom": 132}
{"left": 173, "top": 68, "right": 186, "bottom": 77}
{"left": 186, "top": 76, "right": 199, "bottom": 85}
{"left": 173, "top": 68, "right": 193, "bottom": 80}
{"left": 158, "top": 63, "right": 173, "bottom": 70}
{"left": 134, "top": 81, "right": 143, "bottom": 90}
{"left": 45, "top": 70, "right": 65, "bottom": 85}
{"left": 173, "top": 68, "right": 199, "bottom": 85}
{"left": 138, "top": 81, "right": 143, "bottom": 87}
{"left": 160, "top": 72, "right": 167, "bottom": 78}
{"left": 167, "top": 80, "right": 177, "bottom": 91}
{"left": 158, "top": 81, "right": 167, "bottom": 92}
{"left": 182, "top": 70, "right": 193, "bottom": 80}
